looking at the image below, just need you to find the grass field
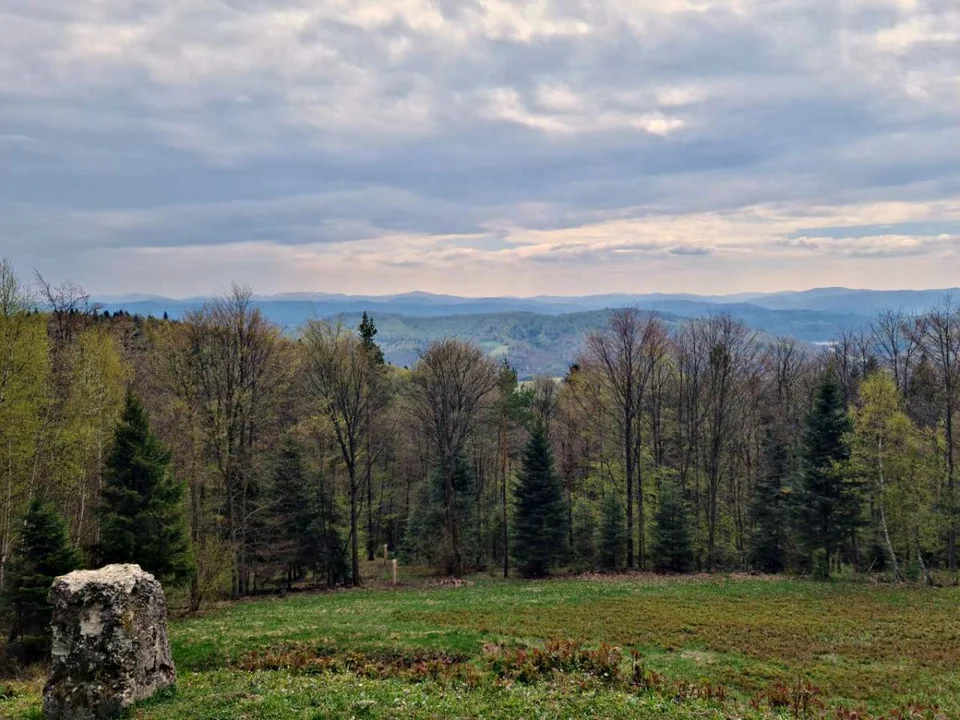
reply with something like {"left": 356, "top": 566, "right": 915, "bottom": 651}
{"left": 3, "top": 571, "right": 958, "bottom": 719}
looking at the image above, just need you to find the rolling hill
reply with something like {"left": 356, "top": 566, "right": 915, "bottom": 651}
{"left": 97, "top": 287, "right": 958, "bottom": 378}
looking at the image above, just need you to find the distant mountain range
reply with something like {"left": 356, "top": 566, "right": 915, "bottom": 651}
{"left": 96, "top": 288, "right": 960, "bottom": 378}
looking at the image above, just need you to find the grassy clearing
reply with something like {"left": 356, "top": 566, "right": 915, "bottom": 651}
{"left": 3, "top": 572, "right": 958, "bottom": 718}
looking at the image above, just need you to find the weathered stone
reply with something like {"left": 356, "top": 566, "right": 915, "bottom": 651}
{"left": 43, "top": 564, "right": 175, "bottom": 720}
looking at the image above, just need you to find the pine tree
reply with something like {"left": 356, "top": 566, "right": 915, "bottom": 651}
{"left": 794, "top": 371, "right": 860, "bottom": 568}
{"left": 511, "top": 425, "right": 567, "bottom": 577}
{"left": 358, "top": 312, "right": 385, "bottom": 365}
{"left": 4, "top": 500, "right": 80, "bottom": 658}
{"left": 749, "top": 428, "right": 792, "bottom": 573}
{"left": 651, "top": 474, "right": 694, "bottom": 573}
{"left": 99, "top": 392, "right": 193, "bottom": 586}
{"left": 598, "top": 492, "right": 627, "bottom": 571}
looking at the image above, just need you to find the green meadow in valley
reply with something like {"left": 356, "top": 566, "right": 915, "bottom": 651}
{"left": 4, "top": 573, "right": 958, "bottom": 719}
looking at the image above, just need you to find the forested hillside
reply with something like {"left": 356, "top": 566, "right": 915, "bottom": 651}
{"left": 1, "top": 258, "right": 959, "bottom": 647}
{"left": 101, "top": 299, "right": 873, "bottom": 378}
{"left": 103, "top": 289, "right": 960, "bottom": 379}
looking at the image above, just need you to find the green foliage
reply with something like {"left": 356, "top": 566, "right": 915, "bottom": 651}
{"left": 651, "top": 475, "right": 694, "bottom": 573}
{"left": 401, "top": 487, "right": 445, "bottom": 567}
{"left": 749, "top": 429, "right": 792, "bottom": 573}
{"left": 403, "top": 455, "right": 476, "bottom": 571}
{"left": 308, "top": 470, "right": 350, "bottom": 588}
{"left": 511, "top": 425, "right": 567, "bottom": 577}
{"left": 793, "top": 372, "right": 860, "bottom": 566}
{"left": 851, "top": 372, "right": 939, "bottom": 579}
{"left": 98, "top": 393, "right": 194, "bottom": 586}
{"left": 570, "top": 500, "right": 598, "bottom": 570}
{"left": 0, "top": 298, "right": 51, "bottom": 585}
{"left": 3, "top": 499, "right": 80, "bottom": 658}
{"left": 60, "top": 326, "right": 130, "bottom": 550}
{"left": 598, "top": 493, "right": 627, "bottom": 571}
{"left": 262, "top": 436, "right": 348, "bottom": 588}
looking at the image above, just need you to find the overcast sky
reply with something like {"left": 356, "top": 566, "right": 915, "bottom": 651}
{"left": 2, "top": 0, "right": 958, "bottom": 297}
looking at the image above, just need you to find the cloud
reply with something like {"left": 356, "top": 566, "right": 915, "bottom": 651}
{"left": 0, "top": 0, "right": 958, "bottom": 295}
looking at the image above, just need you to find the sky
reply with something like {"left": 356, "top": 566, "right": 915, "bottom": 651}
{"left": 1, "top": 0, "right": 959, "bottom": 298}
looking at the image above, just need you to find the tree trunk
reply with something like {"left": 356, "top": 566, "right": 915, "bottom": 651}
{"left": 625, "top": 417, "right": 634, "bottom": 569}
{"left": 365, "top": 430, "right": 374, "bottom": 562}
{"left": 946, "top": 401, "right": 956, "bottom": 572}
{"left": 349, "top": 464, "right": 361, "bottom": 587}
{"left": 501, "top": 416, "right": 509, "bottom": 579}
{"left": 636, "top": 425, "right": 645, "bottom": 569}
{"left": 877, "top": 436, "right": 900, "bottom": 581}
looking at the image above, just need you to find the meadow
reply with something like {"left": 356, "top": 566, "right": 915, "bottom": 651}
{"left": 3, "top": 571, "right": 958, "bottom": 719}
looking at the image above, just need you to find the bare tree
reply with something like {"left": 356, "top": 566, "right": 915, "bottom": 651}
{"left": 872, "top": 309, "right": 920, "bottom": 398}
{"left": 580, "top": 310, "right": 668, "bottom": 568}
{"left": 831, "top": 328, "right": 874, "bottom": 405}
{"left": 162, "top": 285, "right": 286, "bottom": 600}
{"left": 411, "top": 339, "right": 498, "bottom": 577}
{"left": 303, "top": 320, "right": 385, "bottom": 587}
{"left": 909, "top": 301, "right": 960, "bottom": 571}
{"left": 33, "top": 272, "right": 100, "bottom": 354}
{"left": 531, "top": 376, "right": 558, "bottom": 431}
{"left": 699, "top": 315, "right": 762, "bottom": 570}
{"left": 767, "top": 336, "right": 812, "bottom": 432}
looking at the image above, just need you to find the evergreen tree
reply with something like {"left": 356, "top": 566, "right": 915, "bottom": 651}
{"left": 651, "top": 474, "right": 694, "bottom": 573}
{"left": 358, "top": 312, "right": 385, "bottom": 365}
{"left": 403, "top": 454, "right": 477, "bottom": 572}
{"left": 99, "top": 392, "right": 193, "bottom": 586}
{"left": 308, "top": 469, "right": 349, "bottom": 587}
{"left": 598, "top": 492, "right": 627, "bottom": 571}
{"left": 266, "top": 436, "right": 315, "bottom": 589}
{"left": 401, "top": 484, "right": 445, "bottom": 567}
{"left": 571, "top": 500, "right": 598, "bottom": 571}
{"left": 794, "top": 371, "right": 860, "bottom": 567}
{"left": 4, "top": 500, "right": 80, "bottom": 658}
{"left": 511, "top": 425, "right": 567, "bottom": 577}
{"left": 749, "top": 428, "right": 792, "bottom": 573}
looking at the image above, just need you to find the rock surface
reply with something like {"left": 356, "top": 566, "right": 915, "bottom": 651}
{"left": 43, "top": 564, "right": 175, "bottom": 719}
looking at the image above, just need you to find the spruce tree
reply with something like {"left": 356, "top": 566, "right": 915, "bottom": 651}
{"left": 309, "top": 469, "right": 349, "bottom": 587}
{"left": 99, "top": 392, "right": 193, "bottom": 586}
{"left": 511, "top": 425, "right": 567, "bottom": 577}
{"left": 4, "top": 500, "right": 80, "bottom": 658}
{"left": 403, "top": 454, "right": 476, "bottom": 572}
{"left": 598, "top": 492, "right": 627, "bottom": 571}
{"left": 358, "top": 312, "right": 385, "bottom": 365}
{"left": 749, "top": 428, "right": 792, "bottom": 573}
{"left": 794, "top": 371, "right": 859, "bottom": 567}
{"left": 651, "top": 474, "right": 694, "bottom": 573}
{"left": 267, "top": 436, "right": 315, "bottom": 589}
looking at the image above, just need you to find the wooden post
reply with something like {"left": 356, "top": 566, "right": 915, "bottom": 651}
{"left": 391, "top": 559, "right": 398, "bottom": 586}
{"left": 383, "top": 544, "right": 389, "bottom": 562}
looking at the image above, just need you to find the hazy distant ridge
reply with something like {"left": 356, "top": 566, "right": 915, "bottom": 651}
{"left": 94, "top": 287, "right": 958, "bottom": 378}
{"left": 98, "top": 286, "right": 960, "bottom": 319}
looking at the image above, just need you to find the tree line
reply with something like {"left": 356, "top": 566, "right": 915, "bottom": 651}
{"left": 1, "top": 258, "right": 958, "bottom": 656}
